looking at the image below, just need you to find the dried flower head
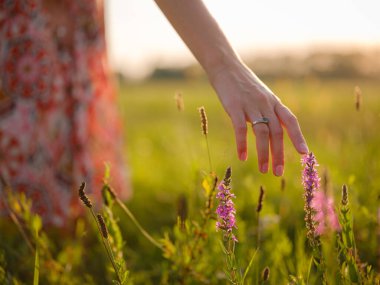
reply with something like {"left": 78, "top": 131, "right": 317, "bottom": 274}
{"left": 256, "top": 186, "right": 265, "bottom": 213}
{"left": 78, "top": 182, "right": 92, "bottom": 208}
{"left": 216, "top": 167, "right": 237, "bottom": 242}
{"left": 354, "top": 85, "right": 362, "bottom": 111}
{"left": 177, "top": 194, "right": 188, "bottom": 231}
{"left": 198, "top": 106, "right": 208, "bottom": 135}
{"left": 174, "top": 91, "right": 184, "bottom": 111}
{"left": 341, "top": 184, "right": 348, "bottom": 206}
{"left": 262, "top": 266, "right": 270, "bottom": 282}
{"left": 97, "top": 213, "right": 108, "bottom": 239}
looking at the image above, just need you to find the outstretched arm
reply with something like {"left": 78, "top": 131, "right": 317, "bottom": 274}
{"left": 154, "top": 0, "right": 308, "bottom": 176}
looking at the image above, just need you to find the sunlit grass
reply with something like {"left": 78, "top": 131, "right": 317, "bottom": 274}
{"left": 1, "top": 77, "right": 379, "bottom": 284}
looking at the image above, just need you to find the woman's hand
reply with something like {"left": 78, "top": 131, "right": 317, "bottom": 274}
{"left": 154, "top": 0, "right": 308, "bottom": 175}
{"left": 209, "top": 61, "right": 309, "bottom": 176}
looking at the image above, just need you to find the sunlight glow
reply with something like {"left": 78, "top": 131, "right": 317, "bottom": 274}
{"left": 106, "top": 0, "right": 380, "bottom": 78}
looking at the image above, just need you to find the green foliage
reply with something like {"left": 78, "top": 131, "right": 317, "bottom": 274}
{"left": 1, "top": 78, "right": 380, "bottom": 284}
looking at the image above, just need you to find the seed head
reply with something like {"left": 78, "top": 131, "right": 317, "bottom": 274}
{"left": 256, "top": 186, "right": 265, "bottom": 213}
{"left": 78, "top": 182, "right": 92, "bottom": 208}
{"left": 177, "top": 194, "right": 188, "bottom": 231}
{"left": 341, "top": 184, "right": 348, "bottom": 206}
{"left": 262, "top": 266, "right": 270, "bottom": 282}
{"left": 97, "top": 214, "right": 109, "bottom": 239}
{"left": 198, "top": 106, "right": 208, "bottom": 135}
{"left": 174, "top": 91, "right": 184, "bottom": 111}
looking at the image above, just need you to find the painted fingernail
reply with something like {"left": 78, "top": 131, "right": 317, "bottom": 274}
{"left": 275, "top": 165, "right": 284, "bottom": 176}
{"left": 260, "top": 163, "right": 268, "bottom": 173}
{"left": 239, "top": 151, "right": 247, "bottom": 161}
{"left": 299, "top": 143, "right": 309, "bottom": 154}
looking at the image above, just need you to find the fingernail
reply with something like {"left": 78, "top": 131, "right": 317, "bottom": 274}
{"left": 239, "top": 151, "right": 247, "bottom": 161}
{"left": 299, "top": 143, "right": 309, "bottom": 154}
{"left": 260, "top": 163, "right": 268, "bottom": 173}
{"left": 275, "top": 165, "right": 284, "bottom": 176}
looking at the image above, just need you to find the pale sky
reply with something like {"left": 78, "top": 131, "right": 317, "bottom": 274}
{"left": 105, "top": 0, "right": 380, "bottom": 78}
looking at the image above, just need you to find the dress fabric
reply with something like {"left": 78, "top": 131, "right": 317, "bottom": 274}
{"left": 0, "top": 0, "right": 130, "bottom": 226}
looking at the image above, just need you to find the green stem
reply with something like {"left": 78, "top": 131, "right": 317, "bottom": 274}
{"left": 205, "top": 135, "right": 213, "bottom": 173}
{"left": 225, "top": 236, "right": 239, "bottom": 284}
{"left": 115, "top": 198, "right": 162, "bottom": 250}
{"left": 306, "top": 256, "right": 313, "bottom": 285}
{"left": 90, "top": 209, "right": 122, "bottom": 284}
{"left": 33, "top": 228, "right": 39, "bottom": 285}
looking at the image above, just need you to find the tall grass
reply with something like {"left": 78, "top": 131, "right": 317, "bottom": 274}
{"left": 0, "top": 78, "right": 379, "bottom": 284}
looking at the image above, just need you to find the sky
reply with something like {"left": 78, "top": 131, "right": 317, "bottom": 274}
{"left": 105, "top": 0, "right": 380, "bottom": 78}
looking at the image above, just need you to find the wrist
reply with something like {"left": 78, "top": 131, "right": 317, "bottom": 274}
{"left": 203, "top": 47, "right": 242, "bottom": 82}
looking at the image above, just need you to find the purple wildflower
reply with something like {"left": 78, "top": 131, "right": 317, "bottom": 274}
{"left": 302, "top": 152, "right": 320, "bottom": 205}
{"left": 301, "top": 152, "right": 320, "bottom": 243}
{"left": 301, "top": 152, "right": 327, "bottom": 280}
{"left": 216, "top": 167, "right": 237, "bottom": 242}
{"left": 312, "top": 191, "right": 341, "bottom": 235}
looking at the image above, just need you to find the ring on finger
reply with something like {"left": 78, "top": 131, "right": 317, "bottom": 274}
{"left": 252, "top": 117, "right": 270, "bottom": 126}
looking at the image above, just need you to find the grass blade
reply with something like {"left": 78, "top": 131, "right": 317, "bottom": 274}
{"left": 242, "top": 249, "right": 258, "bottom": 284}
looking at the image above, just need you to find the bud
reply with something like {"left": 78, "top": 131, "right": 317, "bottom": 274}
{"left": 262, "top": 266, "right": 270, "bottom": 282}
{"left": 342, "top": 184, "right": 348, "bottom": 206}
{"left": 257, "top": 186, "right": 265, "bottom": 213}
{"left": 198, "top": 106, "right": 208, "bottom": 135}
{"left": 174, "top": 91, "right": 184, "bottom": 111}
{"left": 78, "top": 182, "right": 92, "bottom": 208}
{"left": 97, "top": 214, "right": 109, "bottom": 239}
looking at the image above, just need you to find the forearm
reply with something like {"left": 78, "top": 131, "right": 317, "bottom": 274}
{"left": 154, "top": 0, "right": 241, "bottom": 78}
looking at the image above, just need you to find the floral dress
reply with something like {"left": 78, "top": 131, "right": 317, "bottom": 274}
{"left": 0, "top": 0, "right": 130, "bottom": 226}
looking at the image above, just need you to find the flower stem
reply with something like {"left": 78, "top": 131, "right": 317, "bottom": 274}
{"left": 115, "top": 197, "right": 162, "bottom": 250}
{"left": 205, "top": 135, "right": 213, "bottom": 173}
{"left": 90, "top": 209, "right": 122, "bottom": 284}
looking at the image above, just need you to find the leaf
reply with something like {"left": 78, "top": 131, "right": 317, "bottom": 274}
{"left": 218, "top": 239, "right": 228, "bottom": 255}
{"left": 33, "top": 228, "right": 39, "bottom": 285}
{"left": 201, "top": 175, "right": 213, "bottom": 196}
{"left": 160, "top": 233, "right": 176, "bottom": 259}
{"left": 348, "top": 260, "right": 360, "bottom": 283}
{"left": 242, "top": 249, "right": 258, "bottom": 284}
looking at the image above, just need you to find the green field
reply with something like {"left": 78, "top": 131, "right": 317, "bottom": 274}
{"left": 1, "top": 78, "right": 380, "bottom": 284}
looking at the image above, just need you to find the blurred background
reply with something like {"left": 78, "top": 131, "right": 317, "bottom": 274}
{"left": 1, "top": 1, "right": 380, "bottom": 283}
{"left": 106, "top": 0, "right": 380, "bottom": 81}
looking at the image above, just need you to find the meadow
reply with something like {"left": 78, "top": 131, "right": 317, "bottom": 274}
{"left": 1, "top": 77, "right": 380, "bottom": 284}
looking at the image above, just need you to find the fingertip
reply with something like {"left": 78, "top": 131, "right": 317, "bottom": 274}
{"left": 297, "top": 142, "right": 309, "bottom": 154}
{"left": 274, "top": 165, "right": 284, "bottom": 176}
{"left": 260, "top": 162, "right": 268, "bottom": 173}
{"left": 239, "top": 150, "right": 247, "bottom": 161}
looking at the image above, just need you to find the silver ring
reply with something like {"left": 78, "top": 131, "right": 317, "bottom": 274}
{"left": 252, "top": 117, "right": 270, "bottom": 126}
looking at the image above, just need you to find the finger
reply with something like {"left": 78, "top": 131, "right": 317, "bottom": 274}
{"left": 231, "top": 114, "right": 248, "bottom": 161}
{"left": 251, "top": 119, "right": 270, "bottom": 173}
{"left": 274, "top": 103, "right": 309, "bottom": 154}
{"left": 267, "top": 116, "right": 284, "bottom": 176}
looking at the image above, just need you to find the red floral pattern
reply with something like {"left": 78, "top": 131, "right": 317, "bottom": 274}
{"left": 0, "top": 0, "right": 130, "bottom": 226}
